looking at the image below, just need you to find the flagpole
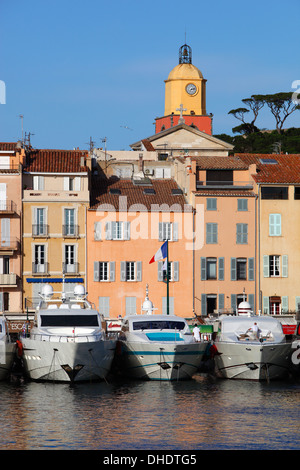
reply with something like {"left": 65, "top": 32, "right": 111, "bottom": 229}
{"left": 167, "top": 240, "right": 169, "bottom": 315}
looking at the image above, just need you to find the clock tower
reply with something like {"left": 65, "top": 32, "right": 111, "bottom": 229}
{"left": 155, "top": 44, "right": 212, "bottom": 135}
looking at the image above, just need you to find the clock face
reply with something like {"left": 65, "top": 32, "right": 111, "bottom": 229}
{"left": 186, "top": 83, "right": 197, "bottom": 95}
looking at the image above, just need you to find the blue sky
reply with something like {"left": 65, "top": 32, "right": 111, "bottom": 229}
{"left": 0, "top": 0, "right": 299, "bottom": 151}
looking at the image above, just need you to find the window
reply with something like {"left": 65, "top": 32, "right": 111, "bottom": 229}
{"left": 64, "top": 245, "right": 76, "bottom": 273}
{"left": 207, "top": 258, "right": 217, "bottom": 280}
{"left": 33, "top": 245, "right": 46, "bottom": 273}
{"left": 159, "top": 222, "right": 178, "bottom": 241}
{"left": 237, "top": 199, "right": 248, "bottom": 211}
{"left": 206, "top": 198, "right": 217, "bottom": 211}
{"left": 106, "top": 221, "right": 130, "bottom": 240}
{"left": 64, "top": 208, "right": 76, "bottom": 236}
{"left": 64, "top": 177, "right": 80, "bottom": 191}
{"left": 94, "top": 262, "right": 115, "bottom": 282}
{"left": 231, "top": 257, "right": 254, "bottom": 281}
{"left": 126, "top": 297, "right": 136, "bottom": 315}
{"left": 126, "top": 262, "right": 135, "bottom": 281}
{"left": 201, "top": 257, "right": 224, "bottom": 280}
{"left": 236, "top": 223, "right": 248, "bottom": 244}
{"left": 99, "top": 297, "right": 110, "bottom": 316}
{"left": 121, "top": 261, "right": 142, "bottom": 281}
{"left": 294, "top": 187, "right": 300, "bottom": 200}
{"left": 206, "top": 170, "right": 233, "bottom": 186}
{"left": 269, "top": 214, "right": 281, "bottom": 236}
{"left": 33, "top": 208, "right": 47, "bottom": 236}
{"left": 33, "top": 176, "right": 44, "bottom": 190}
{"left": 263, "top": 255, "right": 288, "bottom": 278}
{"left": 236, "top": 258, "right": 247, "bottom": 280}
{"left": 206, "top": 223, "right": 218, "bottom": 244}
{"left": 261, "top": 187, "right": 288, "bottom": 199}
{"left": 158, "top": 261, "right": 179, "bottom": 282}
{"left": 270, "top": 255, "right": 280, "bottom": 277}
{"left": 99, "top": 262, "right": 109, "bottom": 281}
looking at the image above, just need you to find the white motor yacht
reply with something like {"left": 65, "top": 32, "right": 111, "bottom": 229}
{"left": 0, "top": 315, "right": 16, "bottom": 380}
{"left": 21, "top": 283, "right": 116, "bottom": 382}
{"left": 116, "top": 286, "right": 209, "bottom": 381}
{"left": 213, "top": 301, "right": 293, "bottom": 381}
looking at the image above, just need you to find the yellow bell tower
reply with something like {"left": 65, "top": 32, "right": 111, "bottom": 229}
{"left": 164, "top": 44, "right": 206, "bottom": 116}
{"left": 155, "top": 44, "right": 212, "bottom": 135}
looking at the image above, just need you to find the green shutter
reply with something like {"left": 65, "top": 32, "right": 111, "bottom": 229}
{"left": 218, "top": 257, "right": 224, "bottom": 280}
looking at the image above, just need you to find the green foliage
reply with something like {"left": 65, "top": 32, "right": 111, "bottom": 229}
{"left": 214, "top": 128, "right": 300, "bottom": 154}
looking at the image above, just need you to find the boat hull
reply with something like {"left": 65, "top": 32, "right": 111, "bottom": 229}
{"left": 117, "top": 340, "right": 208, "bottom": 381}
{"left": 214, "top": 341, "right": 292, "bottom": 380}
{"left": 21, "top": 338, "right": 116, "bottom": 382}
{"left": 0, "top": 342, "right": 16, "bottom": 380}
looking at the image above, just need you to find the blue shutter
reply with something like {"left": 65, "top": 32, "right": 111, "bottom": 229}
{"left": 248, "top": 258, "right": 254, "bottom": 281}
{"left": 218, "top": 294, "right": 224, "bottom": 311}
{"left": 201, "top": 257, "right": 206, "bottom": 280}
{"left": 218, "top": 257, "right": 224, "bottom": 280}
{"left": 231, "top": 294, "right": 236, "bottom": 313}
{"left": 282, "top": 255, "right": 288, "bottom": 277}
{"left": 231, "top": 258, "right": 236, "bottom": 281}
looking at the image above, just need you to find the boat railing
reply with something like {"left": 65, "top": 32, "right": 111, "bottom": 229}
{"left": 29, "top": 332, "right": 105, "bottom": 343}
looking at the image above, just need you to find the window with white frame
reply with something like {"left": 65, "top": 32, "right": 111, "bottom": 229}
{"left": 120, "top": 261, "right": 142, "bottom": 281}
{"left": 64, "top": 208, "right": 76, "bottom": 236}
{"left": 263, "top": 254, "right": 288, "bottom": 278}
{"left": 33, "top": 245, "right": 46, "bottom": 273}
{"left": 64, "top": 176, "right": 80, "bottom": 191}
{"left": 106, "top": 221, "right": 130, "bottom": 240}
{"left": 158, "top": 261, "right": 179, "bottom": 282}
{"left": 33, "top": 176, "right": 44, "bottom": 190}
{"left": 64, "top": 245, "right": 76, "bottom": 273}
{"left": 94, "top": 261, "right": 115, "bottom": 282}
{"left": 158, "top": 222, "right": 178, "bottom": 241}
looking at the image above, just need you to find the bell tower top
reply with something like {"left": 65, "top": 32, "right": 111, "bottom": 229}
{"left": 179, "top": 44, "right": 192, "bottom": 64}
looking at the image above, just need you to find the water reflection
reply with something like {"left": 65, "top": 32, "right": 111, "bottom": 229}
{"left": 0, "top": 374, "right": 299, "bottom": 450}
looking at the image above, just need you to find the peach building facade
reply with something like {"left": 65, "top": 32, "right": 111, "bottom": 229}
{"left": 22, "top": 149, "right": 91, "bottom": 309}
{"left": 183, "top": 156, "right": 258, "bottom": 316}
{"left": 87, "top": 177, "right": 194, "bottom": 319}
{"left": 0, "top": 143, "right": 25, "bottom": 313}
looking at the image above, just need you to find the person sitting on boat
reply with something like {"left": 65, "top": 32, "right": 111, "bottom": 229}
{"left": 247, "top": 322, "right": 261, "bottom": 340}
{"left": 193, "top": 323, "right": 201, "bottom": 342}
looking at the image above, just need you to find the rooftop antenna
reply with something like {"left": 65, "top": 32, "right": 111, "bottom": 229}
{"left": 86, "top": 136, "right": 95, "bottom": 152}
{"left": 19, "top": 114, "right": 24, "bottom": 143}
{"left": 24, "top": 131, "right": 35, "bottom": 148}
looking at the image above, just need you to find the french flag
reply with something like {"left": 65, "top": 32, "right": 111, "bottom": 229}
{"left": 149, "top": 240, "right": 168, "bottom": 264}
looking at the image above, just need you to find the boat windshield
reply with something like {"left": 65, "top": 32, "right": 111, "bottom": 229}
{"left": 132, "top": 320, "right": 186, "bottom": 331}
{"left": 40, "top": 315, "right": 99, "bottom": 327}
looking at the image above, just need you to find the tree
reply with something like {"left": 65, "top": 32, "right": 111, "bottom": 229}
{"left": 256, "top": 92, "right": 300, "bottom": 134}
{"left": 228, "top": 95, "right": 264, "bottom": 134}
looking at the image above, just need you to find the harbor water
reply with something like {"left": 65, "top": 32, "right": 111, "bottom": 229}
{"left": 0, "top": 373, "right": 299, "bottom": 451}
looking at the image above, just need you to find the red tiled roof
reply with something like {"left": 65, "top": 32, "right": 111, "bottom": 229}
{"left": 24, "top": 149, "right": 89, "bottom": 173}
{"left": 191, "top": 155, "right": 248, "bottom": 169}
{"left": 141, "top": 139, "right": 156, "bottom": 151}
{"left": 0, "top": 142, "right": 20, "bottom": 151}
{"left": 236, "top": 153, "right": 300, "bottom": 183}
{"left": 90, "top": 177, "right": 191, "bottom": 212}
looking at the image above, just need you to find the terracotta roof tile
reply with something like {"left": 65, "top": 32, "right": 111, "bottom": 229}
{"left": 90, "top": 177, "right": 191, "bottom": 212}
{"left": 24, "top": 149, "right": 89, "bottom": 173}
{"left": 236, "top": 153, "right": 300, "bottom": 183}
{"left": 191, "top": 155, "right": 248, "bottom": 169}
{"left": 0, "top": 142, "right": 20, "bottom": 151}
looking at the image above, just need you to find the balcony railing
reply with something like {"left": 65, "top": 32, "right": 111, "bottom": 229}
{"left": 62, "top": 262, "right": 79, "bottom": 274}
{"left": 32, "top": 224, "right": 49, "bottom": 237}
{"left": 62, "top": 225, "right": 79, "bottom": 237}
{"left": 0, "top": 273, "right": 17, "bottom": 285}
{"left": 196, "top": 180, "right": 253, "bottom": 190}
{"left": 32, "top": 262, "right": 49, "bottom": 275}
{"left": 0, "top": 200, "right": 17, "bottom": 213}
{"left": 0, "top": 237, "right": 20, "bottom": 250}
